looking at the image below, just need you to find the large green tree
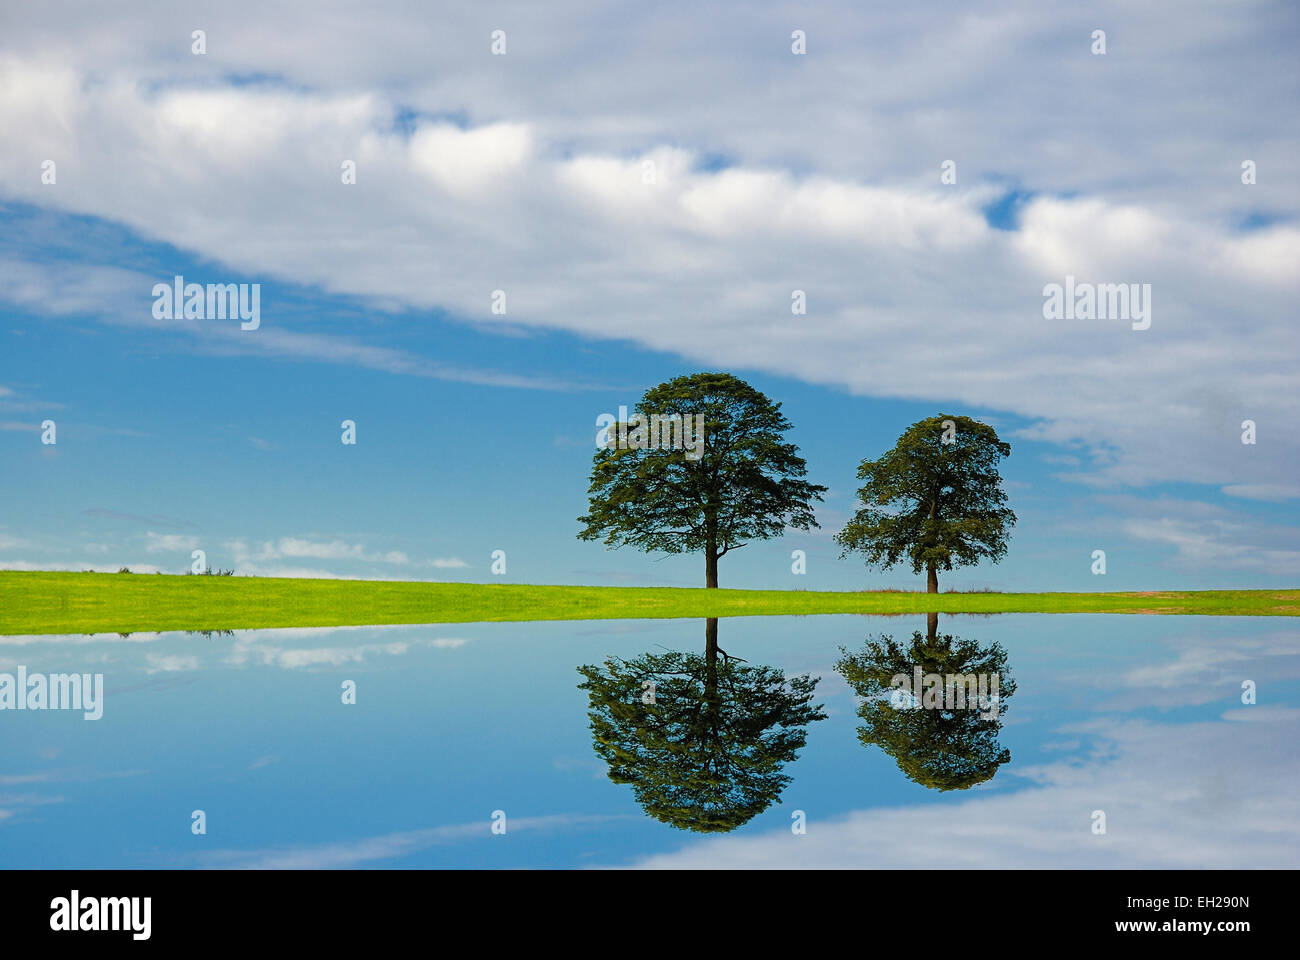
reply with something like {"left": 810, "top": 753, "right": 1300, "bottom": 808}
{"left": 836, "top": 414, "right": 1015, "bottom": 593}
{"left": 577, "top": 618, "right": 826, "bottom": 832}
{"left": 578, "top": 372, "right": 826, "bottom": 587}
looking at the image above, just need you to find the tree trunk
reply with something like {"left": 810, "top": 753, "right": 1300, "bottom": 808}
{"left": 703, "top": 617, "right": 720, "bottom": 719}
{"left": 927, "top": 611, "right": 939, "bottom": 642}
{"left": 926, "top": 495, "right": 939, "bottom": 594}
{"left": 705, "top": 512, "right": 719, "bottom": 588}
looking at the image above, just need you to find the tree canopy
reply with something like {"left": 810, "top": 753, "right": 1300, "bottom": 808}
{"left": 578, "top": 372, "right": 825, "bottom": 587}
{"left": 836, "top": 618, "right": 1016, "bottom": 791}
{"left": 835, "top": 414, "right": 1015, "bottom": 592}
{"left": 577, "top": 619, "right": 825, "bottom": 832}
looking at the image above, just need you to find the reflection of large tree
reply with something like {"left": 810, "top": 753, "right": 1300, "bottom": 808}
{"left": 577, "top": 618, "right": 825, "bottom": 832}
{"left": 836, "top": 614, "right": 1016, "bottom": 791}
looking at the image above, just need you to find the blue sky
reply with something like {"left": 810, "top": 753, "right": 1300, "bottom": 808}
{"left": 1, "top": 0, "right": 1298, "bottom": 590}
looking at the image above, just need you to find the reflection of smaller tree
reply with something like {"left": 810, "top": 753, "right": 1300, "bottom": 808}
{"left": 836, "top": 626, "right": 1016, "bottom": 791}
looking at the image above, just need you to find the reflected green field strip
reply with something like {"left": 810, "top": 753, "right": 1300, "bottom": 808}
{"left": 2, "top": 571, "right": 1297, "bottom": 635}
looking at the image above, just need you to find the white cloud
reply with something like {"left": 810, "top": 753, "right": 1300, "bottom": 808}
{"left": 1222, "top": 484, "right": 1300, "bottom": 502}
{"left": 226, "top": 537, "right": 410, "bottom": 568}
{"left": 143, "top": 531, "right": 200, "bottom": 553}
{"left": 0, "top": 2, "right": 1295, "bottom": 498}
{"left": 1221, "top": 705, "right": 1300, "bottom": 723}
{"left": 622, "top": 713, "right": 1300, "bottom": 868}
{"left": 224, "top": 632, "right": 469, "bottom": 669}
{"left": 0, "top": 562, "right": 166, "bottom": 574}
{"left": 145, "top": 653, "right": 200, "bottom": 674}
{"left": 1094, "top": 630, "right": 1300, "bottom": 709}
{"left": 1121, "top": 513, "right": 1300, "bottom": 576}
{"left": 409, "top": 122, "right": 533, "bottom": 193}
{"left": 191, "top": 814, "right": 631, "bottom": 869}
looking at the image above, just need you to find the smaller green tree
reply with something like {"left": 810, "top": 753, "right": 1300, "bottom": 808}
{"left": 836, "top": 415, "right": 1015, "bottom": 593}
{"left": 836, "top": 622, "right": 1016, "bottom": 792}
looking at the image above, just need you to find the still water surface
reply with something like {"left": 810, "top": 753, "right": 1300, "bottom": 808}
{"left": 2, "top": 613, "right": 1296, "bottom": 868}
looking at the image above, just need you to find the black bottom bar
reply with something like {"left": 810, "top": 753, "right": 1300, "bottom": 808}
{"left": 0, "top": 869, "right": 1276, "bottom": 945}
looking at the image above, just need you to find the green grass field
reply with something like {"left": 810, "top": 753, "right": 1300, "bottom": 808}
{"left": 1, "top": 570, "right": 1296, "bottom": 635}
